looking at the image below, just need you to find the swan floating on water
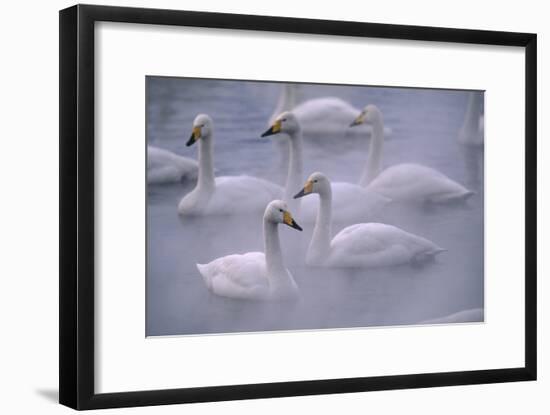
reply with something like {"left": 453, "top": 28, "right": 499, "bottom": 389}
{"left": 269, "top": 84, "right": 392, "bottom": 171}
{"left": 178, "top": 114, "right": 283, "bottom": 216}
{"left": 350, "top": 104, "right": 474, "bottom": 203}
{"left": 196, "top": 200, "right": 302, "bottom": 301}
{"left": 458, "top": 91, "right": 484, "bottom": 146}
{"left": 420, "top": 308, "right": 484, "bottom": 324}
{"left": 262, "top": 111, "right": 390, "bottom": 222}
{"left": 294, "top": 172, "right": 446, "bottom": 268}
{"left": 147, "top": 145, "right": 198, "bottom": 184}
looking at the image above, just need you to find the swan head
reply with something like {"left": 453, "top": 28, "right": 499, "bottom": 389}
{"left": 293, "top": 172, "right": 329, "bottom": 198}
{"left": 264, "top": 200, "right": 302, "bottom": 231}
{"left": 350, "top": 104, "right": 383, "bottom": 127}
{"left": 261, "top": 111, "right": 300, "bottom": 138}
{"left": 186, "top": 114, "right": 213, "bottom": 146}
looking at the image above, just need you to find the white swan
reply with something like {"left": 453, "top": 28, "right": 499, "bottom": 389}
{"left": 197, "top": 200, "right": 302, "bottom": 301}
{"left": 178, "top": 114, "right": 283, "bottom": 216}
{"left": 147, "top": 145, "right": 199, "bottom": 184}
{"left": 269, "top": 84, "right": 392, "bottom": 172}
{"left": 262, "top": 111, "right": 390, "bottom": 222}
{"left": 458, "top": 92, "right": 484, "bottom": 146}
{"left": 421, "top": 308, "right": 484, "bottom": 324}
{"left": 350, "top": 105, "right": 473, "bottom": 203}
{"left": 294, "top": 172, "right": 446, "bottom": 267}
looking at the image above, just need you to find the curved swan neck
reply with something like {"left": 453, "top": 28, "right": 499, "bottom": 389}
{"left": 197, "top": 134, "right": 215, "bottom": 191}
{"left": 264, "top": 220, "right": 286, "bottom": 277}
{"left": 360, "top": 118, "right": 384, "bottom": 187}
{"left": 308, "top": 186, "right": 333, "bottom": 263}
{"left": 459, "top": 92, "right": 482, "bottom": 143}
{"left": 284, "top": 130, "right": 304, "bottom": 209}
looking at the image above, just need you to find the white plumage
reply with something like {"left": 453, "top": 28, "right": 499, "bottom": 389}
{"left": 196, "top": 200, "right": 301, "bottom": 301}
{"left": 147, "top": 145, "right": 198, "bottom": 184}
{"left": 351, "top": 104, "right": 473, "bottom": 203}
{"left": 178, "top": 114, "right": 283, "bottom": 216}
{"left": 294, "top": 172, "right": 445, "bottom": 268}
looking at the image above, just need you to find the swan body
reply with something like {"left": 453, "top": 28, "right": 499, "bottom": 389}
{"left": 351, "top": 104, "right": 473, "bottom": 203}
{"left": 368, "top": 163, "right": 473, "bottom": 203}
{"left": 458, "top": 92, "right": 484, "bottom": 146}
{"left": 294, "top": 172, "right": 445, "bottom": 268}
{"left": 196, "top": 200, "right": 302, "bottom": 301}
{"left": 421, "top": 308, "right": 484, "bottom": 324}
{"left": 147, "top": 145, "right": 199, "bottom": 184}
{"left": 262, "top": 111, "right": 390, "bottom": 221}
{"left": 178, "top": 114, "right": 283, "bottom": 216}
{"left": 300, "top": 181, "right": 390, "bottom": 223}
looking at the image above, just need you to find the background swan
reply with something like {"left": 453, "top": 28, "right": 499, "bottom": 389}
{"left": 269, "top": 84, "right": 392, "bottom": 171}
{"left": 458, "top": 92, "right": 484, "bottom": 146}
{"left": 147, "top": 145, "right": 199, "bottom": 184}
{"left": 196, "top": 200, "right": 302, "bottom": 301}
{"left": 262, "top": 111, "right": 390, "bottom": 222}
{"left": 294, "top": 172, "right": 445, "bottom": 267}
{"left": 178, "top": 114, "right": 283, "bottom": 216}
{"left": 420, "top": 308, "right": 484, "bottom": 324}
{"left": 351, "top": 104, "right": 473, "bottom": 203}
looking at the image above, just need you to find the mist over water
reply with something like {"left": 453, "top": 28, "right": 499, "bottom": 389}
{"left": 146, "top": 77, "right": 484, "bottom": 336}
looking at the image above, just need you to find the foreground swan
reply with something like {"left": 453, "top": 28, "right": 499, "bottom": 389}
{"left": 197, "top": 200, "right": 302, "bottom": 301}
{"left": 262, "top": 111, "right": 390, "bottom": 221}
{"left": 351, "top": 105, "right": 473, "bottom": 203}
{"left": 458, "top": 92, "right": 484, "bottom": 146}
{"left": 294, "top": 172, "right": 445, "bottom": 267}
{"left": 178, "top": 114, "right": 283, "bottom": 215}
{"left": 147, "top": 145, "right": 199, "bottom": 184}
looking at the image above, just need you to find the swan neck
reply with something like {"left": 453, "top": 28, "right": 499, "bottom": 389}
{"left": 308, "top": 187, "right": 332, "bottom": 264}
{"left": 197, "top": 135, "right": 215, "bottom": 191}
{"left": 360, "top": 119, "right": 384, "bottom": 187}
{"left": 284, "top": 131, "right": 303, "bottom": 210}
{"left": 264, "top": 220, "right": 286, "bottom": 278}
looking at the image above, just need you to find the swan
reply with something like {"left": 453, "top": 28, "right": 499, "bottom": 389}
{"left": 458, "top": 92, "right": 484, "bottom": 146}
{"left": 294, "top": 172, "right": 446, "bottom": 267}
{"left": 350, "top": 104, "right": 474, "bottom": 203}
{"left": 147, "top": 145, "right": 199, "bottom": 184}
{"left": 196, "top": 200, "right": 302, "bottom": 301}
{"left": 269, "top": 84, "right": 392, "bottom": 172}
{"left": 178, "top": 114, "right": 283, "bottom": 216}
{"left": 262, "top": 111, "right": 390, "bottom": 222}
{"left": 421, "top": 308, "right": 484, "bottom": 324}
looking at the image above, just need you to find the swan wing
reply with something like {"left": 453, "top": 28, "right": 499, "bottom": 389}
{"left": 147, "top": 145, "right": 199, "bottom": 184}
{"left": 205, "top": 176, "right": 283, "bottom": 214}
{"left": 369, "top": 163, "right": 472, "bottom": 203}
{"left": 329, "top": 223, "right": 442, "bottom": 267}
{"left": 300, "top": 182, "right": 390, "bottom": 223}
{"left": 196, "top": 252, "right": 269, "bottom": 300}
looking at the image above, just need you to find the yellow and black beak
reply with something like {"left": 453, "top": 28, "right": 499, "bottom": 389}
{"left": 261, "top": 120, "right": 282, "bottom": 137}
{"left": 293, "top": 180, "right": 313, "bottom": 199}
{"left": 349, "top": 113, "right": 366, "bottom": 127}
{"left": 186, "top": 126, "right": 202, "bottom": 146}
{"left": 283, "top": 210, "right": 302, "bottom": 231}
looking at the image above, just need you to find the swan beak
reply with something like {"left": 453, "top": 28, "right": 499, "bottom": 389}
{"left": 283, "top": 210, "right": 302, "bottom": 231}
{"left": 350, "top": 113, "right": 365, "bottom": 127}
{"left": 261, "top": 120, "right": 282, "bottom": 137}
{"left": 293, "top": 180, "right": 313, "bottom": 199}
{"left": 186, "top": 126, "right": 201, "bottom": 146}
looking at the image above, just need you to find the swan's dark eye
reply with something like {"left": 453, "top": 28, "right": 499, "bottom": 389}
{"left": 314, "top": 180, "right": 318, "bottom": 183}
{"left": 279, "top": 209, "right": 283, "bottom": 212}
{"left": 281, "top": 118, "right": 287, "bottom": 122}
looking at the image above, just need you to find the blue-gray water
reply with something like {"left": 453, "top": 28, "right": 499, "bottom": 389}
{"left": 146, "top": 77, "right": 484, "bottom": 336}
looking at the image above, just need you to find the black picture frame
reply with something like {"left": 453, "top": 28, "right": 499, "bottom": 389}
{"left": 59, "top": 4, "right": 537, "bottom": 410}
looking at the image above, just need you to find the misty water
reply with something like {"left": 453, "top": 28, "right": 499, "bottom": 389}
{"left": 146, "top": 77, "right": 484, "bottom": 336}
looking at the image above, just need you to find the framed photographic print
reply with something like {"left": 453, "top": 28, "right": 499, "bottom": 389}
{"left": 59, "top": 4, "right": 537, "bottom": 410}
